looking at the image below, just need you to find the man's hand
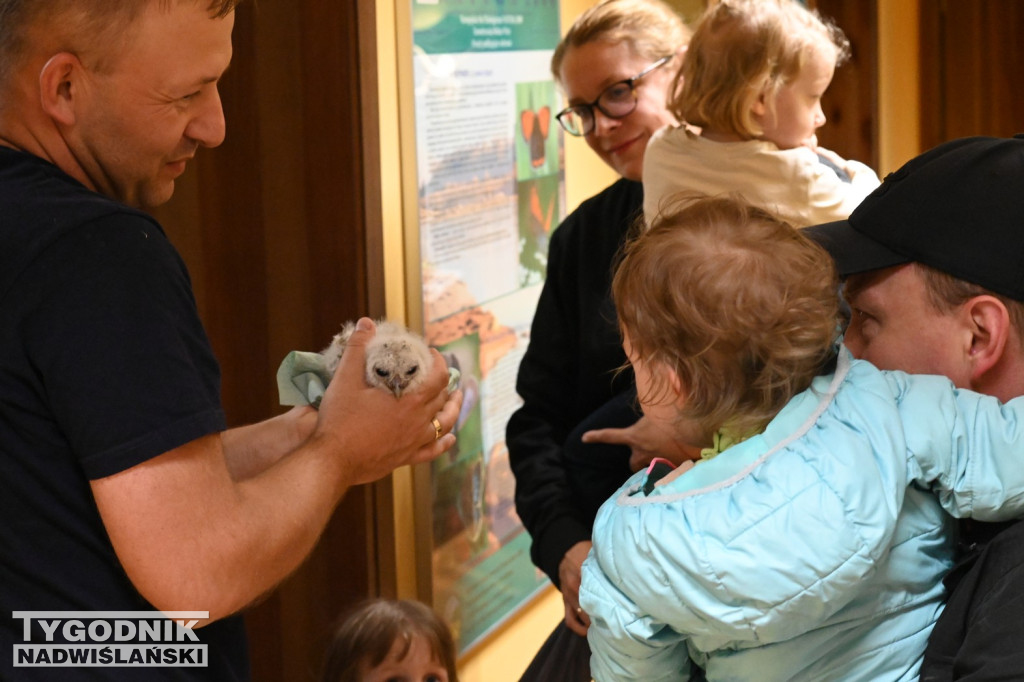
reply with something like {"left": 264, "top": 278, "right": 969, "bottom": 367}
{"left": 583, "top": 416, "right": 695, "bottom": 471}
{"left": 316, "top": 318, "right": 463, "bottom": 485}
{"left": 560, "top": 540, "right": 592, "bottom": 636}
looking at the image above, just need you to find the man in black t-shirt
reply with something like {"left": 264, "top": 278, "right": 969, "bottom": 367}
{"left": 0, "top": 2, "right": 462, "bottom": 680}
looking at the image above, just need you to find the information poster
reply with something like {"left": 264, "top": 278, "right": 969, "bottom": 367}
{"left": 410, "top": 0, "right": 563, "bottom": 653}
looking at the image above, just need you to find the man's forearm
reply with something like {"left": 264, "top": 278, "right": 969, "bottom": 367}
{"left": 221, "top": 406, "right": 317, "bottom": 480}
{"left": 92, "top": 430, "right": 354, "bottom": 622}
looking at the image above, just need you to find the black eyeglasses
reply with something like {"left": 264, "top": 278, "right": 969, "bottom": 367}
{"left": 555, "top": 55, "right": 673, "bottom": 137}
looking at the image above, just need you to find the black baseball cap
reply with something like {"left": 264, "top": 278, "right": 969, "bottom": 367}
{"left": 805, "top": 134, "right": 1024, "bottom": 302}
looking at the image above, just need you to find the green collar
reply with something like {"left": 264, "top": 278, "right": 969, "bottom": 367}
{"left": 699, "top": 424, "right": 755, "bottom": 460}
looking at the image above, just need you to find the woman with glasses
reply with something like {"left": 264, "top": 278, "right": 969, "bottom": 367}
{"left": 507, "top": 1, "right": 689, "bottom": 679}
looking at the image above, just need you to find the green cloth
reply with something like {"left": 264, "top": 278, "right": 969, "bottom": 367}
{"left": 277, "top": 351, "right": 333, "bottom": 408}
{"left": 276, "top": 350, "right": 460, "bottom": 408}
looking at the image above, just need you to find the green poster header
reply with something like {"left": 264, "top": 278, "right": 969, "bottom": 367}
{"left": 413, "top": 0, "right": 560, "bottom": 54}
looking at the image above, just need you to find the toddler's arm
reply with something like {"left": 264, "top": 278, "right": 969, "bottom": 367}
{"left": 581, "top": 552, "right": 694, "bottom": 682}
{"left": 817, "top": 148, "right": 878, "bottom": 187}
{"left": 798, "top": 145, "right": 880, "bottom": 223}
{"left": 895, "top": 372, "right": 1024, "bottom": 518}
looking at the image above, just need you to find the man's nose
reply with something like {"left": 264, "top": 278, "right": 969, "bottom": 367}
{"left": 186, "top": 88, "right": 227, "bottom": 149}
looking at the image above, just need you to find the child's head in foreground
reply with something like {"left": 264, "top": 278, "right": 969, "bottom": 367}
{"left": 320, "top": 599, "right": 458, "bottom": 682}
{"left": 671, "top": 0, "right": 850, "bottom": 149}
{"left": 613, "top": 195, "right": 840, "bottom": 444}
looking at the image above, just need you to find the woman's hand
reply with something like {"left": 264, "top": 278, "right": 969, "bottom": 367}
{"left": 559, "top": 541, "right": 593, "bottom": 636}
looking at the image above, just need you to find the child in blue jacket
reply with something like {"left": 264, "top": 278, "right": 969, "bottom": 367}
{"left": 580, "top": 195, "right": 1024, "bottom": 681}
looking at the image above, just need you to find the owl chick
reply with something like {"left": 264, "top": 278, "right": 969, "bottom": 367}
{"left": 322, "top": 320, "right": 433, "bottom": 397}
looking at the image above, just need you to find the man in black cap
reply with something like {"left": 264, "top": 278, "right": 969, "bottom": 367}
{"left": 806, "top": 134, "right": 1024, "bottom": 681}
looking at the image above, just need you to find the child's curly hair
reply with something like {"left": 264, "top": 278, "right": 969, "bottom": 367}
{"left": 613, "top": 194, "right": 839, "bottom": 436}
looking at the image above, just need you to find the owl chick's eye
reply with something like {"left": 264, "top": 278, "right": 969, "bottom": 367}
{"left": 375, "top": 367, "right": 389, "bottom": 378}
{"left": 406, "top": 366, "right": 418, "bottom": 376}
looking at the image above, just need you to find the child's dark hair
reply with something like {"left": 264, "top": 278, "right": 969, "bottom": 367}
{"left": 320, "top": 599, "right": 458, "bottom": 682}
{"left": 614, "top": 194, "right": 840, "bottom": 435}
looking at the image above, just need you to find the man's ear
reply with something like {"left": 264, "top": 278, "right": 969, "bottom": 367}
{"left": 38, "top": 53, "right": 82, "bottom": 127}
{"left": 965, "top": 295, "right": 1010, "bottom": 382}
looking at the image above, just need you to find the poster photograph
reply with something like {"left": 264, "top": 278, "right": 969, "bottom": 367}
{"left": 410, "top": 0, "right": 564, "bottom": 653}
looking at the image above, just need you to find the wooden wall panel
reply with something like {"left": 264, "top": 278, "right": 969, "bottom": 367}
{"left": 814, "top": 0, "right": 879, "bottom": 171}
{"left": 920, "top": 0, "right": 1024, "bottom": 150}
{"left": 150, "top": 2, "right": 386, "bottom": 680}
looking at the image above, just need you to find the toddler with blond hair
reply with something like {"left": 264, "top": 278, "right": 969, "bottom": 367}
{"left": 643, "top": 0, "right": 879, "bottom": 227}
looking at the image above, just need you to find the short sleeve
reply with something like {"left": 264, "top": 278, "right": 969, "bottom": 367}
{"left": 23, "top": 212, "right": 225, "bottom": 479}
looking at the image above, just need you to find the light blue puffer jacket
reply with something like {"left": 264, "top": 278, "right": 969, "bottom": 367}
{"left": 581, "top": 349, "right": 1024, "bottom": 682}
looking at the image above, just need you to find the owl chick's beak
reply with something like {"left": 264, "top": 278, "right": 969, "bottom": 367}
{"left": 387, "top": 378, "right": 407, "bottom": 398}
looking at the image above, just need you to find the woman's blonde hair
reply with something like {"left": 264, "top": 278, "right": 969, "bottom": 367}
{"left": 613, "top": 194, "right": 839, "bottom": 435}
{"left": 551, "top": 0, "right": 690, "bottom": 84}
{"left": 670, "top": 0, "right": 849, "bottom": 138}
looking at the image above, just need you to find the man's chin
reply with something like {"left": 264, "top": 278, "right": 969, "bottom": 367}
{"left": 137, "top": 181, "right": 176, "bottom": 211}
